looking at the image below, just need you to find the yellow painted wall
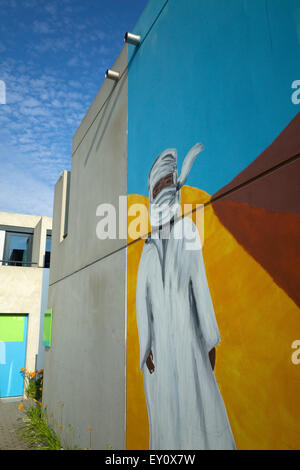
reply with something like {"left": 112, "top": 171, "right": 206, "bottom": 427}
{"left": 126, "top": 187, "right": 300, "bottom": 450}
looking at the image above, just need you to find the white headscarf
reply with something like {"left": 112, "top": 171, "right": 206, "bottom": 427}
{"left": 148, "top": 143, "right": 204, "bottom": 228}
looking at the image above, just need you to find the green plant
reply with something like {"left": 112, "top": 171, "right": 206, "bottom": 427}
{"left": 64, "top": 423, "right": 79, "bottom": 450}
{"left": 18, "top": 401, "right": 79, "bottom": 450}
{"left": 18, "top": 402, "right": 62, "bottom": 450}
{"left": 20, "top": 368, "right": 43, "bottom": 401}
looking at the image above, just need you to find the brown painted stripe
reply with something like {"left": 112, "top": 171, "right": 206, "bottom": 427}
{"left": 212, "top": 157, "right": 300, "bottom": 215}
{"left": 213, "top": 112, "right": 300, "bottom": 203}
{"left": 212, "top": 199, "right": 300, "bottom": 308}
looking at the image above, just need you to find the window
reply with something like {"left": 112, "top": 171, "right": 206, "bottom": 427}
{"left": 3, "top": 231, "right": 33, "bottom": 267}
{"left": 44, "top": 234, "right": 51, "bottom": 268}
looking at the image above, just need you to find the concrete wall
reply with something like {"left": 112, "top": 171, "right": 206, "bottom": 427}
{"left": 43, "top": 45, "right": 128, "bottom": 450}
{"left": 32, "top": 216, "right": 52, "bottom": 268}
{"left": 36, "top": 268, "right": 50, "bottom": 371}
{"left": 0, "top": 230, "right": 5, "bottom": 265}
{"left": 0, "top": 212, "right": 41, "bottom": 229}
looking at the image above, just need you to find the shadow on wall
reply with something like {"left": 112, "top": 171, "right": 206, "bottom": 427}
{"left": 36, "top": 268, "right": 50, "bottom": 371}
{"left": 212, "top": 112, "right": 300, "bottom": 307}
{"left": 84, "top": 70, "right": 128, "bottom": 167}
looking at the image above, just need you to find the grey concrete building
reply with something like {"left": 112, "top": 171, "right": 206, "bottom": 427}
{"left": 43, "top": 46, "right": 128, "bottom": 450}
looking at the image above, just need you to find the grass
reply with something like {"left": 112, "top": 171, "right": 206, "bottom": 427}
{"left": 18, "top": 369, "right": 79, "bottom": 450}
{"left": 18, "top": 402, "right": 62, "bottom": 450}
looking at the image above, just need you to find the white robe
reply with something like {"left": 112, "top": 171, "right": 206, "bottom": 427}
{"left": 136, "top": 217, "right": 236, "bottom": 450}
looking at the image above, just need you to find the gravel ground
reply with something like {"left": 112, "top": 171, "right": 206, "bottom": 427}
{"left": 0, "top": 398, "right": 38, "bottom": 450}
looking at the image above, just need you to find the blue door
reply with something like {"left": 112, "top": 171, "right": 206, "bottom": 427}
{"left": 0, "top": 315, "right": 28, "bottom": 398}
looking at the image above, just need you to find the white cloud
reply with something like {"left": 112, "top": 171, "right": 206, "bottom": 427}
{"left": 23, "top": 0, "right": 38, "bottom": 8}
{"left": 22, "top": 97, "right": 40, "bottom": 107}
{"left": 51, "top": 99, "right": 62, "bottom": 107}
{"left": 19, "top": 105, "right": 51, "bottom": 117}
{"left": 44, "top": 3, "right": 57, "bottom": 16}
{"left": 67, "top": 57, "right": 79, "bottom": 67}
{"left": 0, "top": 145, "right": 55, "bottom": 217}
{"left": 69, "top": 80, "right": 82, "bottom": 88}
{"left": 6, "top": 91, "right": 23, "bottom": 104}
{"left": 33, "top": 21, "right": 53, "bottom": 34}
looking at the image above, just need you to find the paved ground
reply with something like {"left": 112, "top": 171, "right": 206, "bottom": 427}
{"left": 0, "top": 398, "right": 38, "bottom": 450}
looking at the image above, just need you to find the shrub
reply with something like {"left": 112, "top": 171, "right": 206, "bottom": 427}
{"left": 20, "top": 368, "right": 43, "bottom": 401}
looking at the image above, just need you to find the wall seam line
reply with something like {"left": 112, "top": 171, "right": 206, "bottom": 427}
{"left": 49, "top": 152, "right": 300, "bottom": 287}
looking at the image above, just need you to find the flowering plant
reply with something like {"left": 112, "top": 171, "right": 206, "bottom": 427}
{"left": 20, "top": 368, "right": 44, "bottom": 401}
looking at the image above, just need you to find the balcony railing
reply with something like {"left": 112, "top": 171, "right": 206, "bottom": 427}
{"left": 0, "top": 260, "right": 38, "bottom": 267}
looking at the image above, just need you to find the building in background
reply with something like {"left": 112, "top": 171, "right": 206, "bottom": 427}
{"left": 0, "top": 211, "right": 52, "bottom": 398}
{"left": 43, "top": 0, "right": 300, "bottom": 450}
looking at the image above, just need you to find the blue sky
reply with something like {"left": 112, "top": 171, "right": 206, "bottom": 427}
{"left": 0, "top": 0, "right": 148, "bottom": 217}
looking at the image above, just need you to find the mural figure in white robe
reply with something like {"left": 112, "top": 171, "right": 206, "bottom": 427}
{"left": 136, "top": 143, "right": 236, "bottom": 450}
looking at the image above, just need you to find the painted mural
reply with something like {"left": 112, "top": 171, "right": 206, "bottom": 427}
{"left": 126, "top": 0, "right": 300, "bottom": 451}
{"left": 135, "top": 144, "right": 236, "bottom": 449}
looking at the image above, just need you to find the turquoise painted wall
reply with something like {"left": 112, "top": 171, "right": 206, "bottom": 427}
{"left": 128, "top": 0, "right": 300, "bottom": 196}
